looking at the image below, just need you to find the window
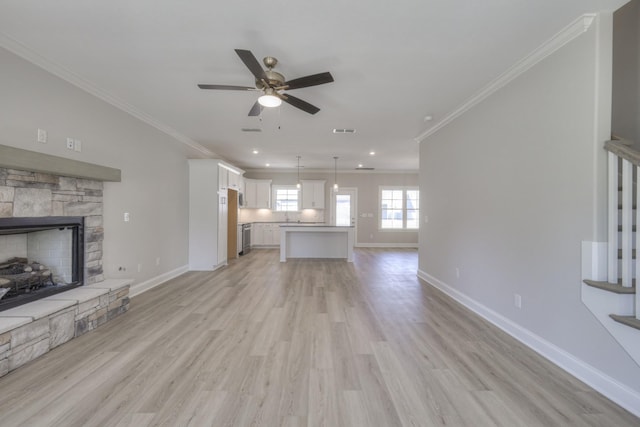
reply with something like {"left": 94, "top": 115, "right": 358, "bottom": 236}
{"left": 380, "top": 187, "right": 419, "bottom": 230}
{"left": 273, "top": 185, "right": 299, "bottom": 211}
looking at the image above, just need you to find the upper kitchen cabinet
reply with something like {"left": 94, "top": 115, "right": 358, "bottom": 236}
{"left": 301, "top": 180, "right": 325, "bottom": 209}
{"left": 218, "top": 162, "right": 243, "bottom": 191}
{"left": 227, "top": 169, "right": 242, "bottom": 190}
{"left": 218, "top": 166, "right": 228, "bottom": 191}
{"left": 244, "top": 178, "right": 272, "bottom": 209}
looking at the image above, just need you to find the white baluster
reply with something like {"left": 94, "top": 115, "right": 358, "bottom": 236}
{"left": 622, "top": 159, "right": 633, "bottom": 287}
{"left": 608, "top": 152, "right": 618, "bottom": 283}
{"left": 636, "top": 165, "right": 640, "bottom": 320}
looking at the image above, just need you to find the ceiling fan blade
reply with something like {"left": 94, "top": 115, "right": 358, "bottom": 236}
{"left": 280, "top": 93, "right": 320, "bottom": 115}
{"left": 248, "top": 101, "right": 263, "bottom": 116}
{"left": 198, "top": 84, "right": 256, "bottom": 91}
{"left": 284, "top": 72, "right": 334, "bottom": 90}
{"left": 234, "top": 49, "right": 268, "bottom": 82}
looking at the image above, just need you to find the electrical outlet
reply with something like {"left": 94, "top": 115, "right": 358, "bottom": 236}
{"left": 74, "top": 139, "right": 82, "bottom": 152}
{"left": 124, "top": 212, "right": 130, "bottom": 222}
{"left": 514, "top": 294, "right": 522, "bottom": 309}
{"left": 66, "top": 138, "right": 75, "bottom": 149}
{"left": 37, "top": 128, "right": 47, "bottom": 143}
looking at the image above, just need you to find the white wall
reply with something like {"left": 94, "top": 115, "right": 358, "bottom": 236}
{"left": 245, "top": 170, "right": 419, "bottom": 246}
{"left": 418, "top": 13, "right": 640, "bottom": 404}
{"left": 0, "top": 47, "right": 204, "bottom": 286}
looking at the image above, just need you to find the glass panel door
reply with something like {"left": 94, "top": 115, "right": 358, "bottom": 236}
{"left": 332, "top": 188, "right": 357, "bottom": 227}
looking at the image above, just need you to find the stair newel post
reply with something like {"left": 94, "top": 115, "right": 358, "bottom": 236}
{"left": 621, "top": 159, "right": 634, "bottom": 288}
{"left": 608, "top": 152, "right": 619, "bottom": 284}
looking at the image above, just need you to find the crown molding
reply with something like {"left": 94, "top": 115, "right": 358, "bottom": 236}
{"left": 415, "top": 13, "right": 597, "bottom": 143}
{"left": 0, "top": 32, "right": 215, "bottom": 157}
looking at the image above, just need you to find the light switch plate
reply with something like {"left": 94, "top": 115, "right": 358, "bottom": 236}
{"left": 37, "top": 128, "right": 47, "bottom": 143}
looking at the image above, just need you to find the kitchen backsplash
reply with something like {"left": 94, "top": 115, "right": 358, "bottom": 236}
{"left": 239, "top": 208, "right": 324, "bottom": 223}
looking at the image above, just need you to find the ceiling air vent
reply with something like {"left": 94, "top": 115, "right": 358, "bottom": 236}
{"left": 241, "top": 128, "right": 262, "bottom": 132}
{"left": 355, "top": 167, "right": 375, "bottom": 170}
{"left": 333, "top": 129, "right": 356, "bottom": 134}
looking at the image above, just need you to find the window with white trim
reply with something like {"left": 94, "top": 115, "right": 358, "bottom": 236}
{"left": 273, "top": 185, "right": 299, "bottom": 211}
{"left": 379, "top": 186, "right": 419, "bottom": 229}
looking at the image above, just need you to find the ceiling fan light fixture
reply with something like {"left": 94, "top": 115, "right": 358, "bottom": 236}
{"left": 258, "top": 89, "right": 282, "bottom": 107}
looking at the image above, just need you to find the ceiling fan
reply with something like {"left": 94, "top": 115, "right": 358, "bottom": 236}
{"left": 198, "top": 49, "right": 334, "bottom": 116}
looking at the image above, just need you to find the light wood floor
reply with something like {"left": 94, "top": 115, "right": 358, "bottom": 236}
{"left": 0, "top": 248, "right": 637, "bottom": 426}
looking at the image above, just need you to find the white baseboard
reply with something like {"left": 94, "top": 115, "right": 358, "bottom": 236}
{"left": 355, "top": 243, "right": 418, "bottom": 248}
{"left": 416, "top": 269, "right": 640, "bottom": 418}
{"left": 129, "top": 264, "right": 189, "bottom": 298}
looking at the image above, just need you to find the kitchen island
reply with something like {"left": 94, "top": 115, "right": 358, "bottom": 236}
{"left": 279, "top": 225, "right": 355, "bottom": 262}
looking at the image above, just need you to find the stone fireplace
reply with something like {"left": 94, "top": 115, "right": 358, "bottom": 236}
{"left": 0, "top": 149, "right": 130, "bottom": 378}
{"left": 0, "top": 167, "right": 104, "bottom": 310}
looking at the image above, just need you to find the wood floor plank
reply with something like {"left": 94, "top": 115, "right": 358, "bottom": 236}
{"left": 0, "top": 248, "right": 637, "bottom": 426}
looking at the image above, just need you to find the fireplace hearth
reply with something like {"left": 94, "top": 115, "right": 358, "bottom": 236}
{"left": 0, "top": 216, "right": 84, "bottom": 311}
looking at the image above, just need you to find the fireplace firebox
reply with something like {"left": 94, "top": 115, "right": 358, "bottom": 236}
{"left": 0, "top": 216, "right": 84, "bottom": 311}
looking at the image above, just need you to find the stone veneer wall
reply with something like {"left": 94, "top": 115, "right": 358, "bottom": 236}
{"left": 0, "top": 167, "right": 104, "bottom": 284}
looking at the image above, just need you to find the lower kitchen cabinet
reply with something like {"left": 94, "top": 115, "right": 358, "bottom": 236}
{"left": 251, "top": 223, "right": 281, "bottom": 247}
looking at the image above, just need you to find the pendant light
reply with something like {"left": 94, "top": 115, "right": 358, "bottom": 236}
{"left": 333, "top": 156, "right": 339, "bottom": 192}
{"left": 296, "top": 155, "right": 301, "bottom": 189}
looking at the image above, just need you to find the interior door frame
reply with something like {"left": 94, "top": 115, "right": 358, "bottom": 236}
{"left": 330, "top": 187, "right": 358, "bottom": 242}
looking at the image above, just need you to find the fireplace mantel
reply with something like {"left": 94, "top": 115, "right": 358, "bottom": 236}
{"left": 0, "top": 144, "right": 121, "bottom": 182}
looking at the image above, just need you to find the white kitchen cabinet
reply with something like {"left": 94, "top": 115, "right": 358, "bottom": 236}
{"left": 217, "top": 191, "right": 227, "bottom": 265}
{"left": 301, "top": 180, "right": 325, "bottom": 209}
{"left": 228, "top": 170, "right": 241, "bottom": 190}
{"left": 244, "top": 178, "right": 272, "bottom": 209}
{"left": 252, "top": 223, "right": 264, "bottom": 246}
{"left": 263, "top": 223, "right": 280, "bottom": 246}
{"left": 219, "top": 163, "right": 244, "bottom": 192}
{"left": 251, "top": 223, "right": 281, "bottom": 247}
{"left": 218, "top": 166, "right": 228, "bottom": 191}
{"left": 189, "top": 159, "right": 228, "bottom": 270}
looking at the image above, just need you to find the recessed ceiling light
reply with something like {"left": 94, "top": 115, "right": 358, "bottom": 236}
{"left": 333, "top": 129, "right": 356, "bottom": 134}
{"left": 369, "top": 151, "right": 376, "bottom": 156}
{"left": 358, "top": 163, "right": 363, "bottom": 168}
{"left": 265, "top": 163, "right": 270, "bottom": 167}
{"left": 253, "top": 150, "right": 259, "bottom": 154}
{"left": 423, "top": 115, "right": 433, "bottom": 122}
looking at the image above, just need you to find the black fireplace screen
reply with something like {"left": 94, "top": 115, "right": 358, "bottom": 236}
{"left": 0, "top": 216, "right": 84, "bottom": 311}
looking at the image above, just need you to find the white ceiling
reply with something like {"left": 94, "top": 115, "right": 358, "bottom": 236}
{"left": 0, "top": 0, "right": 628, "bottom": 172}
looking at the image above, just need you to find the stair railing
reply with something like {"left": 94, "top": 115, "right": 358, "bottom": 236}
{"left": 604, "top": 138, "right": 639, "bottom": 320}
